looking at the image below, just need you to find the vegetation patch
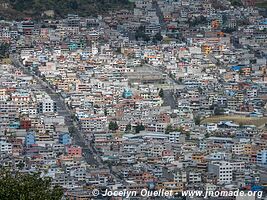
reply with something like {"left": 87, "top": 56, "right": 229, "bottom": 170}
{"left": 0, "top": 0, "right": 133, "bottom": 19}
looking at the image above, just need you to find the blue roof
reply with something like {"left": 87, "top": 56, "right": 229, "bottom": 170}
{"left": 231, "top": 65, "right": 242, "bottom": 71}
{"left": 260, "top": 19, "right": 267, "bottom": 25}
{"left": 226, "top": 90, "right": 235, "bottom": 96}
{"left": 251, "top": 185, "right": 264, "bottom": 191}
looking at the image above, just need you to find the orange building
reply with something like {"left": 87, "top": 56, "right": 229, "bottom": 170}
{"left": 211, "top": 20, "right": 220, "bottom": 29}
{"left": 202, "top": 44, "right": 212, "bottom": 55}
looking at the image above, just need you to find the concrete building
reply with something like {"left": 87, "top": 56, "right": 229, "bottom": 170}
{"left": 208, "top": 161, "right": 233, "bottom": 184}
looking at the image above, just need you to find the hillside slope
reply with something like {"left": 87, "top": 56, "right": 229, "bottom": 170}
{"left": 229, "top": 0, "right": 267, "bottom": 7}
{"left": 0, "top": 0, "right": 133, "bottom": 19}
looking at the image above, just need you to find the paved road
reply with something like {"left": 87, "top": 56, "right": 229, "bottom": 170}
{"left": 207, "top": 54, "right": 220, "bottom": 66}
{"left": 10, "top": 54, "right": 99, "bottom": 165}
{"left": 152, "top": 0, "right": 166, "bottom": 31}
{"left": 11, "top": 54, "right": 124, "bottom": 182}
{"left": 163, "top": 90, "right": 176, "bottom": 109}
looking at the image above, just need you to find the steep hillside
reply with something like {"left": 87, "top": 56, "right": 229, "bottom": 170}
{"left": 0, "top": 0, "right": 133, "bottom": 19}
{"left": 229, "top": 0, "right": 267, "bottom": 7}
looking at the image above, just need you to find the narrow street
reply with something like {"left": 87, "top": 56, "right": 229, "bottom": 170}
{"left": 10, "top": 54, "right": 99, "bottom": 165}
{"left": 163, "top": 90, "right": 176, "bottom": 109}
{"left": 152, "top": 0, "right": 166, "bottom": 31}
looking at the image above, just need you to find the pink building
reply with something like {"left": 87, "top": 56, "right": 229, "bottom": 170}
{"left": 242, "top": 0, "right": 255, "bottom": 7}
{"left": 66, "top": 145, "right": 82, "bottom": 157}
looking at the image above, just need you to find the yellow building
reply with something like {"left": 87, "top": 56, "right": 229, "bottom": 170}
{"left": 192, "top": 154, "right": 205, "bottom": 163}
{"left": 202, "top": 44, "right": 212, "bottom": 55}
{"left": 157, "top": 181, "right": 184, "bottom": 193}
{"left": 244, "top": 144, "right": 252, "bottom": 155}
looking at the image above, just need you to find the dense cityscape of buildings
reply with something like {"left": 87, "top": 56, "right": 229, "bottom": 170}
{"left": 0, "top": 0, "right": 267, "bottom": 199}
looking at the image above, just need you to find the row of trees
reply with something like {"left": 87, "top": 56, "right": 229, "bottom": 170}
{"left": 165, "top": 124, "right": 184, "bottom": 134}
{"left": 159, "top": 88, "right": 164, "bottom": 98}
{"left": 10, "top": 0, "right": 133, "bottom": 18}
{"left": 110, "top": 121, "right": 191, "bottom": 136}
{"left": 108, "top": 121, "right": 145, "bottom": 133}
{"left": 0, "top": 170, "right": 63, "bottom": 200}
{"left": 229, "top": 0, "right": 243, "bottom": 6}
{"left": 0, "top": 43, "right": 10, "bottom": 59}
{"left": 135, "top": 26, "right": 163, "bottom": 43}
{"left": 188, "top": 15, "right": 207, "bottom": 27}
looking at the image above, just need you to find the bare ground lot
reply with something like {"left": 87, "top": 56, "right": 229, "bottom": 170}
{"left": 201, "top": 115, "right": 267, "bottom": 127}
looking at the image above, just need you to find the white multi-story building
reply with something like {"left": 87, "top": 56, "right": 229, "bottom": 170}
{"left": 232, "top": 143, "right": 245, "bottom": 155}
{"left": 188, "top": 171, "right": 202, "bottom": 184}
{"left": 173, "top": 170, "right": 187, "bottom": 183}
{"left": 257, "top": 150, "right": 267, "bottom": 166}
{"left": 37, "top": 99, "right": 57, "bottom": 114}
{"left": 169, "top": 132, "right": 180, "bottom": 143}
{"left": 0, "top": 140, "right": 12, "bottom": 154}
{"left": 206, "top": 123, "right": 218, "bottom": 132}
{"left": 208, "top": 161, "right": 233, "bottom": 184}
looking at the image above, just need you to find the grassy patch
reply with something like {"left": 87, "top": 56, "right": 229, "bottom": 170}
{"left": 162, "top": 37, "right": 173, "bottom": 44}
{"left": 201, "top": 115, "right": 267, "bottom": 127}
{"left": 0, "top": 58, "right": 11, "bottom": 64}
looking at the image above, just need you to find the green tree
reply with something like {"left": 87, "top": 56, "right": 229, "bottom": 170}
{"left": 143, "top": 34, "right": 150, "bottom": 42}
{"left": 169, "top": 72, "right": 173, "bottom": 79}
{"left": 104, "top": 108, "right": 108, "bottom": 116}
{"left": 222, "top": 27, "right": 237, "bottom": 33}
{"left": 125, "top": 123, "right": 131, "bottom": 132}
{"left": 165, "top": 124, "right": 174, "bottom": 134}
{"left": 69, "top": 0, "right": 78, "bottom": 9}
{"left": 185, "top": 132, "right": 191, "bottom": 139}
{"left": 17, "top": 162, "right": 25, "bottom": 170}
{"left": 9, "top": 0, "right": 133, "bottom": 18}
{"left": 214, "top": 107, "right": 225, "bottom": 115}
{"left": 159, "top": 88, "right": 164, "bottom": 98}
{"left": 189, "top": 15, "right": 207, "bottom": 27}
{"left": 135, "top": 123, "right": 145, "bottom": 133}
{"left": 194, "top": 115, "right": 201, "bottom": 125}
{"left": 230, "top": 0, "right": 242, "bottom": 6}
{"left": 0, "top": 43, "right": 10, "bottom": 59}
{"left": 116, "top": 47, "right": 122, "bottom": 54}
{"left": 198, "top": 87, "right": 203, "bottom": 94}
{"left": 135, "top": 26, "right": 145, "bottom": 40}
{"left": 0, "top": 170, "right": 63, "bottom": 200}
{"left": 109, "top": 121, "right": 119, "bottom": 131}
{"left": 135, "top": 26, "right": 150, "bottom": 42}
{"left": 68, "top": 125, "right": 76, "bottom": 136}
{"left": 154, "top": 32, "right": 163, "bottom": 41}
{"left": 175, "top": 126, "right": 184, "bottom": 133}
